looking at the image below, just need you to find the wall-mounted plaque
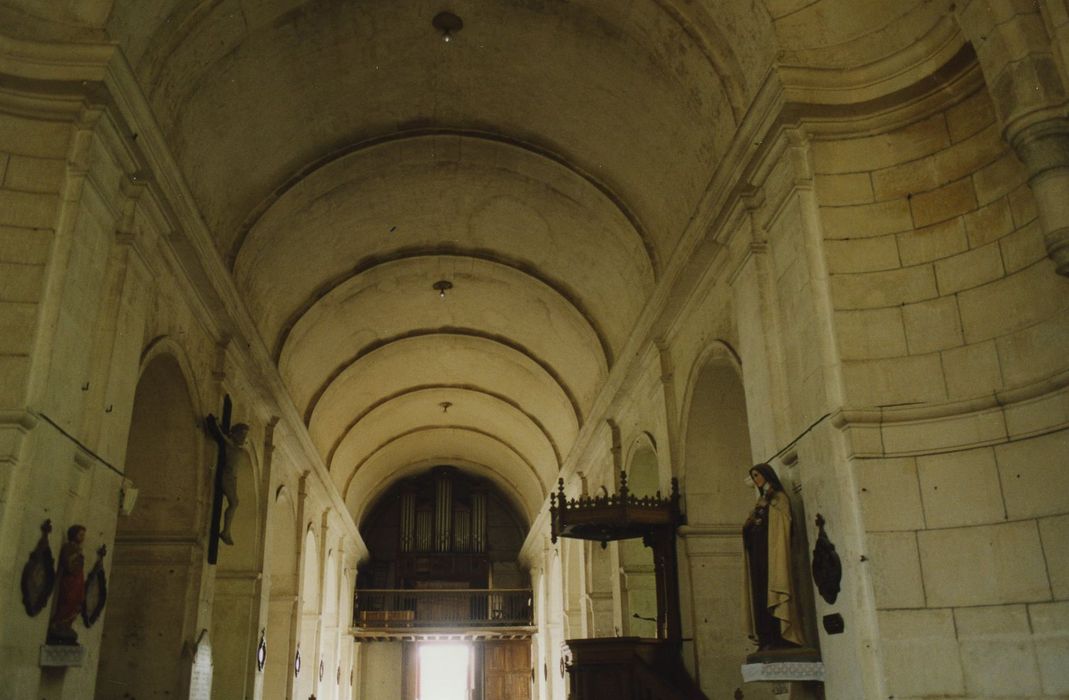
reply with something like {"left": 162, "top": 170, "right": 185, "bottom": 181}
{"left": 21, "top": 520, "right": 55, "bottom": 616}
{"left": 811, "top": 514, "right": 842, "bottom": 605}
{"left": 82, "top": 545, "right": 107, "bottom": 627}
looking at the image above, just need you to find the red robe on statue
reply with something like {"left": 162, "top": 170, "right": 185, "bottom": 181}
{"left": 48, "top": 535, "right": 85, "bottom": 644}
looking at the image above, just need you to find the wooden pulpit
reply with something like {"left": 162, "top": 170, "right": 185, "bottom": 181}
{"left": 550, "top": 473, "right": 706, "bottom": 699}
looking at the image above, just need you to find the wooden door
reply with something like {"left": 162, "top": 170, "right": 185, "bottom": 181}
{"left": 483, "top": 640, "right": 531, "bottom": 700}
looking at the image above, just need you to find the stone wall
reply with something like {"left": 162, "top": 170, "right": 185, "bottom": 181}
{"left": 815, "top": 82, "right": 1069, "bottom": 699}
{"left": 0, "top": 37, "right": 365, "bottom": 700}
{"left": 0, "top": 111, "right": 65, "bottom": 409}
{"left": 526, "top": 50, "right": 1069, "bottom": 698}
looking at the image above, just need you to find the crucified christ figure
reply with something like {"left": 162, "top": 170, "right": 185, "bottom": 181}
{"left": 206, "top": 415, "right": 250, "bottom": 546}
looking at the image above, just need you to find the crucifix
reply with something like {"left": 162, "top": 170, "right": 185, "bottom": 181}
{"left": 205, "top": 395, "right": 249, "bottom": 564}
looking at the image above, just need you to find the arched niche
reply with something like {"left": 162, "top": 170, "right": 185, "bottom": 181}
{"left": 562, "top": 538, "right": 585, "bottom": 638}
{"left": 319, "top": 548, "right": 339, "bottom": 700}
{"left": 681, "top": 348, "right": 753, "bottom": 526}
{"left": 619, "top": 436, "right": 660, "bottom": 637}
{"left": 583, "top": 538, "right": 615, "bottom": 637}
{"left": 295, "top": 526, "right": 321, "bottom": 700}
{"left": 120, "top": 353, "right": 203, "bottom": 534}
{"left": 270, "top": 488, "right": 300, "bottom": 596}
{"left": 677, "top": 345, "right": 763, "bottom": 699}
{"left": 340, "top": 567, "right": 352, "bottom": 627}
{"left": 95, "top": 353, "right": 206, "bottom": 699}
{"left": 582, "top": 483, "right": 617, "bottom": 637}
{"left": 302, "top": 527, "right": 321, "bottom": 614}
{"left": 264, "top": 486, "right": 300, "bottom": 700}
{"left": 324, "top": 550, "right": 339, "bottom": 617}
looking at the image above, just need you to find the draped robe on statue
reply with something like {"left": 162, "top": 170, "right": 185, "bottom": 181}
{"left": 742, "top": 489, "right": 803, "bottom": 647}
{"left": 48, "top": 537, "right": 85, "bottom": 643}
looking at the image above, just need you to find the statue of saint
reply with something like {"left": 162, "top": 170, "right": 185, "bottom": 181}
{"left": 742, "top": 463, "right": 803, "bottom": 652}
{"left": 206, "top": 416, "right": 250, "bottom": 546}
{"left": 47, "top": 524, "right": 86, "bottom": 644}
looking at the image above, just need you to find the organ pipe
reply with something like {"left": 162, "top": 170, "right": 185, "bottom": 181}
{"left": 400, "top": 491, "right": 415, "bottom": 552}
{"left": 435, "top": 471, "right": 452, "bottom": 552}
{"left": 472, "top": 491, "right": 486, "bottom": 553}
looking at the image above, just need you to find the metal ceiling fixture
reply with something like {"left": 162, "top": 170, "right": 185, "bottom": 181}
{"left": 432, "top": 11, "right": 463, "bottom": 42}
{"left": 433, "top": 280, "right": 453, "bottom": 299}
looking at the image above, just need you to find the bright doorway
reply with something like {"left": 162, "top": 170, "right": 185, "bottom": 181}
{"left": 418, "top": 643, "right": 471, "bottom": 700}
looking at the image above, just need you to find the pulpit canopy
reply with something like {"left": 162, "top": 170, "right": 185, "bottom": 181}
{"left": 549, "top": 471, "right": 683, "bottom": 546}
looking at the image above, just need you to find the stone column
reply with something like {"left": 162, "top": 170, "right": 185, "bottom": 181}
{"left": 1009, "top": 119, "right": 1069, "bottom": 275}
{"left": 956, "top": 1, "right": 1069, "bottom": 276}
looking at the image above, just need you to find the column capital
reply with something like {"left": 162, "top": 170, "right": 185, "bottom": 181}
{"left": 1008, "top": 117, "right": 1069, "bottom": 276}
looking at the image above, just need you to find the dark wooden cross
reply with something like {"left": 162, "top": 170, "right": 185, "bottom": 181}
{"left": 206, "top": 394, "right": 232, "bottom": 565}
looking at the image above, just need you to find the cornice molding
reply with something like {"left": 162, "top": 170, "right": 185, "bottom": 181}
{"left": 835, "top": 369, "right": 1069, "bottom": 427}
{"left": 0, "top": 31, "right": 114, "bottom": 83}
{"left": 832, "top": 370, "right": 1069, "bottom": 458}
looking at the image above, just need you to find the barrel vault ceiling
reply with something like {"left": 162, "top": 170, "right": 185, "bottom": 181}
{"left": 81, "top": 0, "right": 954, "bottom": 526}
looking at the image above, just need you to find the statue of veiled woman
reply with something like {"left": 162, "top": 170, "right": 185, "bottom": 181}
{"left": 742, "top": 464, "right": 803, "bottom": 652}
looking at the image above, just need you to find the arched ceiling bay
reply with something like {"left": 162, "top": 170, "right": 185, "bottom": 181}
{"left": 278, "top": 254, "right": 608, "bottom": 417}
{"left": 309, "top": 335, "right": 578, "bottom": 477}
{"left": 234, "top": 135, "right": 655, "bottom": 359}
{"left": 333, "top": 387, "right": 558, "bottom": 496}
{"left": 108, "top": 0, "right": 745, "bottom": 259}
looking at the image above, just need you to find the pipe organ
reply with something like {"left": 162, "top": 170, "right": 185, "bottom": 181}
{"left": 383, "top": 466, "right": 493, "bottom": 587}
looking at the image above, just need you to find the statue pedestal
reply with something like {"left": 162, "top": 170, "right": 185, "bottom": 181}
{"left": 741, "top": 659, "right": 824, "bottom": 683}
{"left": 40, "top": 644, "right": 86, "bottom": 667}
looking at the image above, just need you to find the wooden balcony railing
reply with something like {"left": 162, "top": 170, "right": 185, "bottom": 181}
{"left": 353, "top": 588, "right": 533, "bottom": 629}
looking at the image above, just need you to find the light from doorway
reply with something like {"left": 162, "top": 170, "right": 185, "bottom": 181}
{"left": 418, "top": 643, "right": 471, "bottom": 700}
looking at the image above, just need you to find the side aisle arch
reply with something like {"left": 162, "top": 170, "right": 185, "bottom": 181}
{"left": 295, "top": 524, "right": 322, "bottom": 700}
{"left": 264, "top": 485, "right": 300, "bottom": 700}
{"left": 95, "top": 350, "right": 210, "bottom": 699}
{"left": 676, "top": 341, "right": 761, "bottom": 699}
{"left": 619, "top": 433, "right": 660, "bottom": 638}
